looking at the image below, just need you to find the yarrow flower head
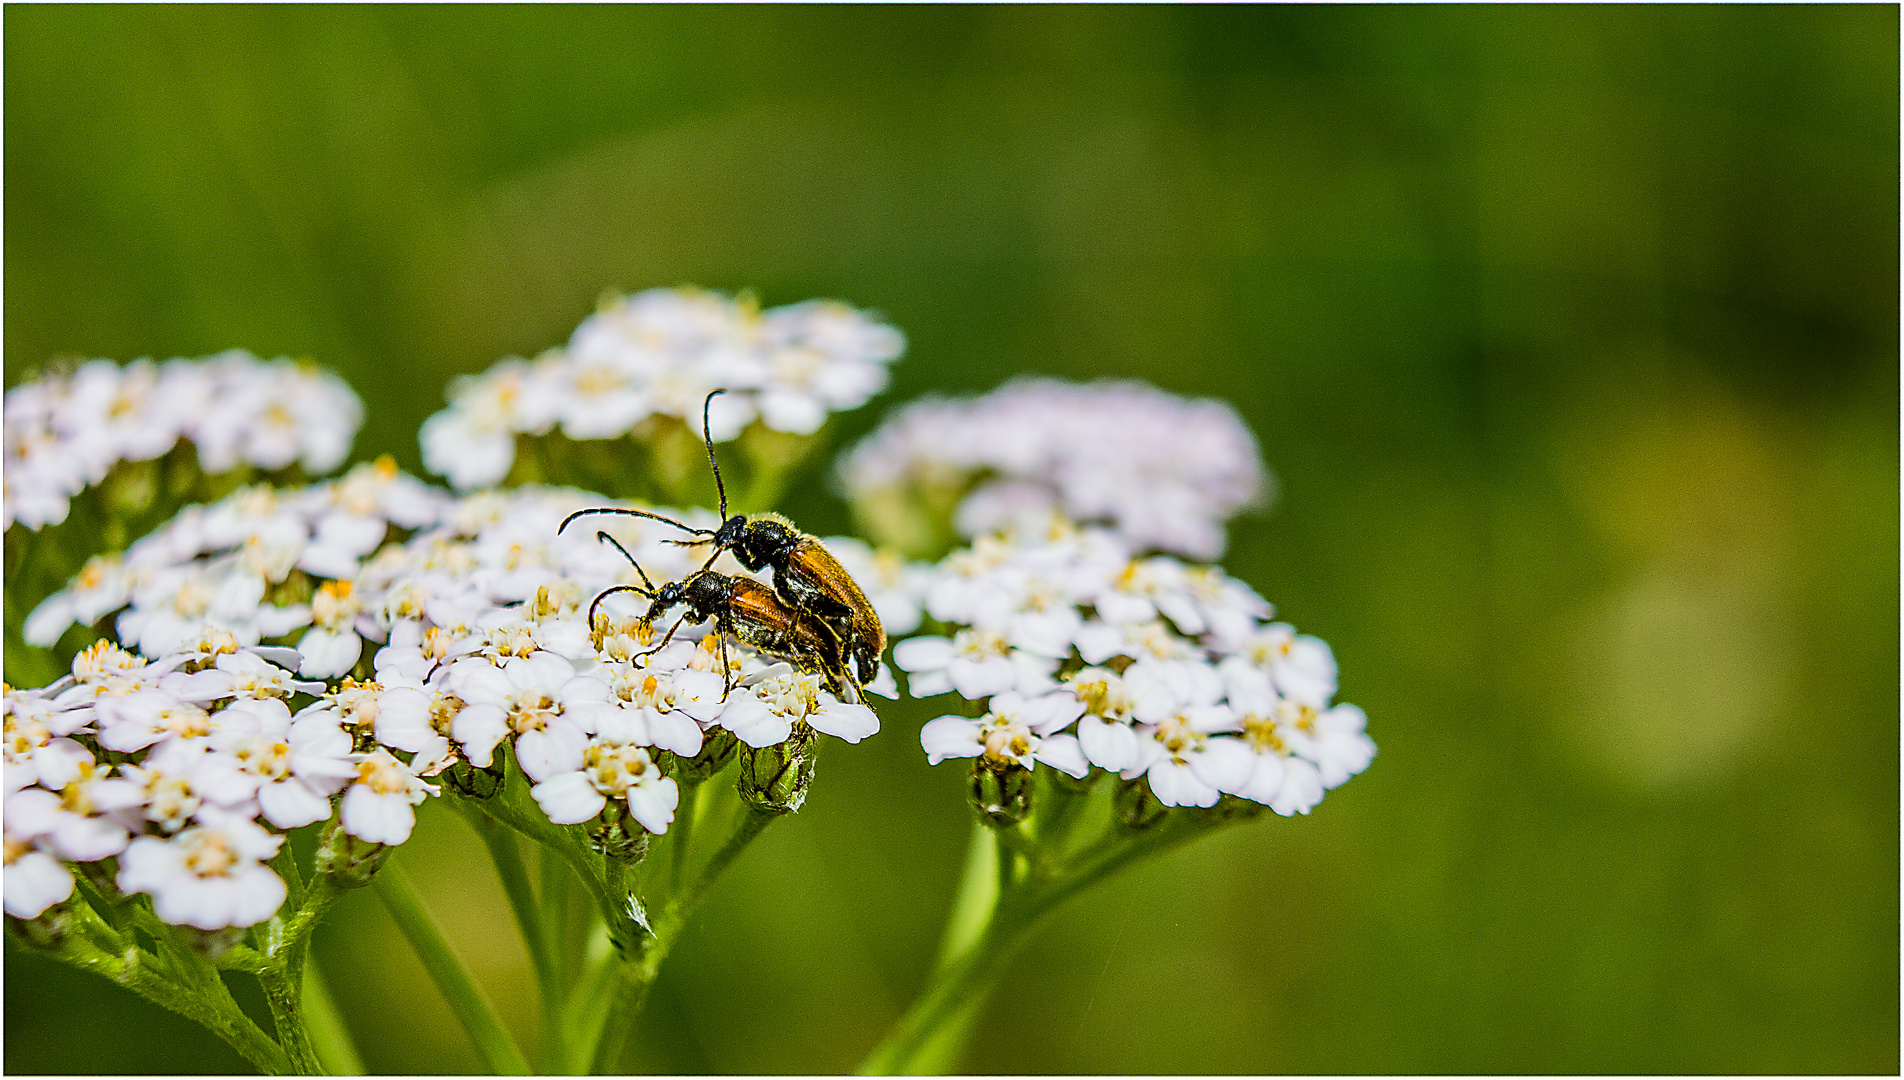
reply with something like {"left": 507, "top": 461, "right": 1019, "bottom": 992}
{"left": 898, "top": 519, "right": 1372, "bottom": 817}
{"left": 4, "top": 351, "right": 364, "bottom": 531}
{"left": 1, "top": 639, "right": 355, "bottom": 930}
{"left": 838, "top": 377, "right": 1269, "bottom": 560}
{"left": 419, "top": 288, "right": 906, "bottom": 490}
{"left": 24, "top": 459, "right": 454, "bottom": 668}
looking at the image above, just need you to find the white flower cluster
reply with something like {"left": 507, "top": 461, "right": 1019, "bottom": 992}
{"left": 838, "top": 378, "right": 1268, "bottom": 560}
{"left": 23, "top": 458, "right": 453, "bottom": 670}
{"left": 9, "top": 484, "right": 897, "bottom": 922}
{"left": 3, "top": 636, "right": 428, "bottom": 927}
{"left": 340, "top": 486, "right": 883, "bottom": 831}
{"left": 897, "top": 521, "right": 1373, "bottom": 814}
{"left": 419, "top": 288, "right": 906, "bottom": 489}
{"left": 4, "top": 351, "right": 365, "bottom": 531}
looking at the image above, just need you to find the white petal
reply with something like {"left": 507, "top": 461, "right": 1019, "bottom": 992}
{"left": 1147, "top": 758, "right": 1220, "bottom": 808}
{"left": 258, "top": 779, "right": 333, "bottom": 829}
{"left": 623, "top": 776, "right": 679, "bottom": 835}
{"left": 342, "top": 787, "right": 415, "bottom": 845}
{"left": 919, "top": 716, "right": 983, "bottom": 764}
{"left": 1077, "top": 716, "right": 1142, "bottom": 772}
{"left": 1032, "top": 733, "right": 1089, "bottom": 779}
{"left": 531, "top": 773, "right": 607, "bottom": 825}
{"left": 807, "top": 702, "right": 879, "bottom": 744}
{"left": 1188, "top": 737, "right": 1255, "bottom": 793}
{"left": 891, "top": 636, "right": 954, "bottom": 672}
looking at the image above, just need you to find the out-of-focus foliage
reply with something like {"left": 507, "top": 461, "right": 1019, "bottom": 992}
{"left": 5, "top": 5, "right": 1896, "bottom": 1074}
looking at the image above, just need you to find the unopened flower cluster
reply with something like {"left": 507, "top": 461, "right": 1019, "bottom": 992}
{"left": 3, "top": 636, "right": 416, "bottom": 926}
{"left": 421, "top": 288, "right": 906, "bottom": 489}
{"left": 898, "top": 519, "right": 1372, "bottom": 814}
{"left": 838, "top": 378, "right": 1267, "bottom": 560}
{"left": 4, "top": 351, "right": 364, "bottom": 531}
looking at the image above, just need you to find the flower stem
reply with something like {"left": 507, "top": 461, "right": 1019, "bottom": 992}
{"left": 539, "top": 845, "right": 572, "bottom": 1072}
{"left": 458, "top": 802, "right": 567, "bottom": 1072}
{"left": 933, "top": 822, "right": 1000, "bottom": 971}
{"left": 372, "top": 859, "right": 533, "bottom": 1075}
{"left": 302, "top": 956, "right": 366, "bottom": 1075}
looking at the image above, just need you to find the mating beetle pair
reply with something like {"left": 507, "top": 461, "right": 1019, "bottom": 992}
{"left": 560, "top": 390, "right": 886, "bottom": 704}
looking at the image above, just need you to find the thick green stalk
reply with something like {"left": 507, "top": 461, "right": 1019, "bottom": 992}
{"left": 373, "top": 860, "right": 533, "bottom": 1076}
{"left": 303, "top": 957, "right": 367, "bottom": 1075}
{"left": 858, "top": 810, "right": 1226, "bottom": 1075}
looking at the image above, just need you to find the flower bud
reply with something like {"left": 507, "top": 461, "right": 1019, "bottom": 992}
{"left": 445, "top": 761, "right": 502, "bottom": 801}
{"left": 673, "top": 729, "right": 739, "bottom": 785}
{"left": 738, "top": 722, "right": 817, "bottom": 815}
{"left": 314, "top": 825, "right": 390, "bottom": 888}
{"left": 970, "top": 761, "right": 1033, "bottom": 827}
{"left": 587, "top": 803, "right": 652, "bottom": 862}
{"left": 1113, "top": 776, "right": 1168, "bottom": 832}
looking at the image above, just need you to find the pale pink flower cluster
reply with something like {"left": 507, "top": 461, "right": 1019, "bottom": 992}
{"left": 838, "top": 378, "right": 1269, "bottom": 560}
{"left": 2, "top": 634, "right": 433, "bottom": 927}
{"left": 24, "top": 459, "right": 453, "bottom": 677}
{"left": 900, "top": 520, "right": 1373, "bottom": 814}
{"left": 420, "top": 288, "right": 906, "bottom": 489}
{"left": 4, "top": 351, "right": 364, "bottom": 530}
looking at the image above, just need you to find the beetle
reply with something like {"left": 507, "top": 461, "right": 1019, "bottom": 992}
{"left": 585, "top": 531, "right": 860, "bottom": 704}
{"left": 559, "top": 389, "right": 887, "bottom": 688}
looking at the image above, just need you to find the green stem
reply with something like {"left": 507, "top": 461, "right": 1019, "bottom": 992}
{"left": 303, "top": 957, "right": 367, "bottom": 1075}
{"left": 857, "top": 813, "right": 1224, "bottom": 1076}
{"left": 372, "top": 860, "right": 533, "bottom": 1075}
{"left": 585, "top": 803, "right": 778, "bottom": 1074}
{"left": 669, "top": 779, "right": 702, "bottom": 896}
{"left": 933, "top": 823, "right": 1000, "bottom": 971}
{"left": 539, "top": 846, "right": 572, "bottom": 1072}
{"left": 258, "top": 965, "right": 326, "bottom": 1075}
{"left": 41, "top": 902, "right": 293, "bottom": 1074}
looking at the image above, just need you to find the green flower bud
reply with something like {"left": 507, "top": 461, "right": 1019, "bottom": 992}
{"left": 738, "top": 722, "right": 817, "bottom": 815}
{"left": 1113, "top": 776, "right": 1169, "bottom": 832}
{"left": 444, "top": 761, "right": 503, "bottom": 801}
{"left": 587, "top": 803, "right": 652, "bottom": 862}
{"left": 970, "top": 761, "right": 1033, "bottom": 827}
{"left": 314, "top": 826, "right": 390, "bottom": 888}
{"left": 674, "top": 729, "right": 739, "bottom": 784}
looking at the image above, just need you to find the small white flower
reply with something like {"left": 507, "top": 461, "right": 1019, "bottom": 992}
{"left": 445, "top": 652, "right": 599, "bottom": 778}
{"left": 893, "top": 628, "right": 1054, "bottom": 699}
{"left": 4, "top": 755, "right": 144, "bottom": 862}
{"left": 720, "top": 667, "right": 880, "bottom": 748}
{"left": 919, "top": 691, "right": 1089, "bottom": 778}
{"left": 197, "top": 698, "right": 358, "bottom": 830}
{"left": 340, "top": 749, "right": 436, "bottom": 845}
{"left": 1123, "top": 711, "right": 1254, "bottom": 809}
{"left": 4, "top": 829, "right": 75, "bottom": 918}
{"left": 118, "top": 809, "right": 288, "bottom": 930}
{"left": 531, "top": 740, "right": 678, "bottom": 832}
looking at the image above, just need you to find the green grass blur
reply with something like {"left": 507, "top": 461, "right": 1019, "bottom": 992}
{"left": 5, "top": 5, "right": 1896, "bottom": 1074}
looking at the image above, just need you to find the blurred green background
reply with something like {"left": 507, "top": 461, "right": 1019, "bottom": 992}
{"left": 6, "top": 5, "right": 1897, "bottom": 1074}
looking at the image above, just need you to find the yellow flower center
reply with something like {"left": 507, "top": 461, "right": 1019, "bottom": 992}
{"left": 583, "top": 743, "right": 656, "bottom": 798}
{"left": 181, "top": 830, "right": 238, "bottom": 877}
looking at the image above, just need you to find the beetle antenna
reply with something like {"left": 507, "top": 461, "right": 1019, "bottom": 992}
{"left": 701, "top": 389, "right": 730, "bottom": 520}
{"left": 559, "top": 506, "right": 710, "bottom": 539}
{"left": 588, "top": 584, "right": 651, "bottom": 631}
{"left": 593, "top": 531, "right": 657, "bottom": 594}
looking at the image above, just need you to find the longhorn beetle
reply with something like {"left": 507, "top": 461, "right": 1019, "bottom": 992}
{"left": 586, "top": 531, "right": 860, "bottom": 704}
{"left": 559, "top": 389, "right": 886, "bottom": 695}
